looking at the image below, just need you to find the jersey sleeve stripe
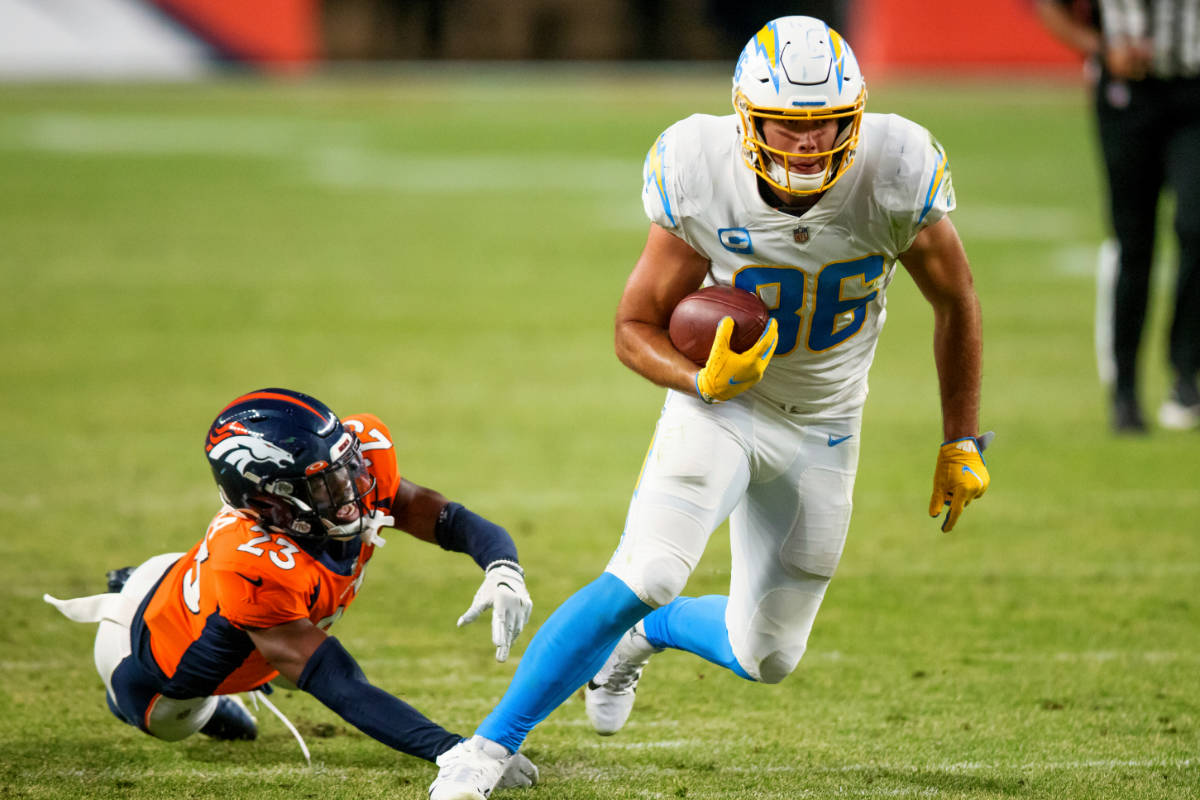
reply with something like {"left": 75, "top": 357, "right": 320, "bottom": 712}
{"left": 645, "top": 132, "right": 677, "bottom": 227}
{"left": 917, "top": 144, "right": 948, "bottom": 225}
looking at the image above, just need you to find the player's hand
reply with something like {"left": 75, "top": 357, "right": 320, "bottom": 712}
{"left": 1106, "top": 39, "right": 1152, "bottom": 80}
{"left": 496, "top": 751, "right": 539, "bottom": 789}
{"left": 457, "top": 560, "right": 532, "bottom": 662}
{"left": 928, "top": 433, "right": 992, "bottom": 532}
{"left": 695, "top": 317, "right": 779, "bottom": 404}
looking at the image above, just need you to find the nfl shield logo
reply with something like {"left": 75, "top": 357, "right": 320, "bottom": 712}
{"left": 793, "top": 226, "right": 809, "bottom": 244}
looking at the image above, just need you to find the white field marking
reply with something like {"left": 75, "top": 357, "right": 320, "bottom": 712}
{"left": 21, "top": 758, "right": 1195, "bottom": 790}
{"left": 835, "top": 560, "right": 1200, "bottom": 578}
{"left": 0, "top": 659, "right": 84, "bottom": 672}
{"left": 1048, "top": 242, "right": 1179, "bottom": 281}
{"left": 586, "top": 739, "right": 692, "bottom": 750}
{"left": 0, "top": 491, "right": 46, "bottom": 510}
{"left": 753, "top": 758, "right": 1198, "bottom": 775}
{"left": 441, "top": 487, "right": 631, "bottom": 512}
{"left": 1, "top": 113, "right": 355, "bottom": 156}
{"left": 556, "top": 757, "right": 1197, "bottom": 777}
{"left": 860, "top": 486, "right": 1200, "bottom": 509}
{"left": 799, "top": 649, "right": 1199, "bottom": 665}
{"left": 548, "top": 718, "right": 680, "bottom": 729}
{"left": 13, "top": 648, "right": 1194, "bottom": 674}
{"left": 1049, "top": 243, "right": 1106, "bottom": 277}
{"left": 306, "top": 146, "right": 639, "bottom": 195}
{"left": 949, "top": 204, "right": 1090, "bottom": 242}
{"left": 0, "top": 112, "right": 645, "bottom": 198}
{"left": 676, "top": 790, "right": 943, "bottom": 799}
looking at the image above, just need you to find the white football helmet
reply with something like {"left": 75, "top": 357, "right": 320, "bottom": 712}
{"left": 732, "top": 16, "right": 866, "bottom": 196}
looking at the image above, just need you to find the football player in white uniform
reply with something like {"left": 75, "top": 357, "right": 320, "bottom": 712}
{"left": 430, "top": 16, "right": 991, "bottom": 799}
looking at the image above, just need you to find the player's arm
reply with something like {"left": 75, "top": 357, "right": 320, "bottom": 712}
{"left": 246, "top": 619, "right": 461, "bottom": 762}
{"left": 615, "top": 223, "right": 712, "bottom": 391}
{"left": 615, "top": 223, "right": 778, "bottom": 403}
{"left": 899, "top": 215, "right": 990, "bottom": 532}
{"left": 899, "top": 216, "right": 981, "bottom": 441}
{"left": 1034, "top": 0, "right": 1102, "bottom": 57}
{"left": 391, "top": 477, "right": 532, "bottom": 662}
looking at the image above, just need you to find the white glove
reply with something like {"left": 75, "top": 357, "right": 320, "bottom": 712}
{"left": 456, "top": 560, "right": 532, "bottom": 662}
{"left": 496, "top": 751, "right": 539, "bottom": 789}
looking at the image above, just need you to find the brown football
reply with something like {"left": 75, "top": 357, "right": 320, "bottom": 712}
{"left": 668, "top": 285, "right": 770, "bottom": 366}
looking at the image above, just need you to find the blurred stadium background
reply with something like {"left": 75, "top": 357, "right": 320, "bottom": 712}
{"left": 0, "top": 0, "right": 1086, "bottom": 77}
{"left": 2, "top": 1, "right": 1197, "bottom": 799}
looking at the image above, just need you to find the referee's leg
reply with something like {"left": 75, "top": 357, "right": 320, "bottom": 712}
{"left": 1162, "top": 79, "right": 1200, "bottom": 425}
{"left": 1096, "top": 78, "right": 1165, "bottom": 431}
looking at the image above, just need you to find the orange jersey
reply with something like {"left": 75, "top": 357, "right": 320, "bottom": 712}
{"left": 138, "top": 414, "right": 400, "bottom": 696}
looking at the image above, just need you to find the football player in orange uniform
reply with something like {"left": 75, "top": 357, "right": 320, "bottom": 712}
{"left": 45, "top": 388, "right": 538, "bottom": 786}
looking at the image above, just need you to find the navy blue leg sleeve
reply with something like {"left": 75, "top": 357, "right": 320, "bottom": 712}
{"left": 475, "top": 572, "right": 650, "bottom": 751}
{"left": 642, "top": 595, "right": 754, "bottom": 681}
{"left": 108, "top": 654, "right": 165, "bottom": 732}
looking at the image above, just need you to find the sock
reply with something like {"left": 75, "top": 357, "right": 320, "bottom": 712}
{"left": 641, "top": 595, "right": 753, "bottom": 680}
{"left": 475, "top": 572, "right": 650, "bottom": 751}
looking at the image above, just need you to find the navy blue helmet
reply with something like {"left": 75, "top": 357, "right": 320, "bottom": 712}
{"left": 205, "top": 388, "right": 375, "bottom": 542}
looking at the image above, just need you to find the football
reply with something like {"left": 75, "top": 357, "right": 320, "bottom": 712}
{"left": 668, "top": 285, "right": 770, "bottom": 365}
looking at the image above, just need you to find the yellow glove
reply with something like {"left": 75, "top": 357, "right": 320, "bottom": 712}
{"left": 928, "top": 433, "right": 992, "bottom": 532}
{"left": 695, "top": 317, "right": 778, "bottom": 404}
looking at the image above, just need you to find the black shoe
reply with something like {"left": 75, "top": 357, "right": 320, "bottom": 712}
{"left": 1175, "top": 375, "right": 1200, "bottom": 408}
{"left": 1112, "top": 392, "right": 1147, "bottom": 434}
{"left": 106, "top": 567, "right": 134, "bottom": 593}
{"left": 200, "top": 696, "right": 258, "bottom": 741}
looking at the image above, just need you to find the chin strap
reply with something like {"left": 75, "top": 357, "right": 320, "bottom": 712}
{"left": 358, "top": 509, "right": 394, "bottom": 548}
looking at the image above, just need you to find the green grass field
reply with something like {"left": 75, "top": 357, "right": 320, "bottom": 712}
{"left": 1, "top": 68, "right": 1196, "bottom": 800}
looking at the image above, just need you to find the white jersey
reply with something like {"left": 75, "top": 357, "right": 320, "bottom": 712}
{"left": 642, "top": 112, "right": 955, "bottom": 418}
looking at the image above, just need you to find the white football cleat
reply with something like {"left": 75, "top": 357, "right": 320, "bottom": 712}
{"left": 584, "top": 621, "right": 663, "bottom": 735}
{"left": 429, "top": 735, "right": 537, "bottom": 800}
{"left": 1159, "top": 378, "right": 1200, "bottom": 430}
{"left": 1159, "top": 398, "right": 1200, "bottom": 430}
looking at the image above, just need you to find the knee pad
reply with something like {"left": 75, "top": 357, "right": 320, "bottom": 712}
{"left": 728, "top": 586, "right": 825, "bottom": 682}
{"left": 145, "top": 694, "right": 219, "bottom": 741}
{"left": 757, "top": 649, "right": 803, "bottom": 685}
{"left": 608, "top": 500, "right": 712, "bottom": 609}
{"left": 609, "top": 551, "right": 691, "bottom": 609}
{"left": 638, "top": 554, "right": 691, "bottom": 608}
{"left": 731, "top": 641, "right": 806, "bottom": 684}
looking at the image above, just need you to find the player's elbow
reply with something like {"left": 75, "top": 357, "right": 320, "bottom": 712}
{"left": 613, "top": 317, "right": 643, "bottom": 370}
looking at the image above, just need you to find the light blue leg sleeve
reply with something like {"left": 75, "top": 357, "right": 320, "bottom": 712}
{"left": 475, "top": 572, "right": 651, "bottom": 752}
{"left": 641, "top": 595, "right": 754, "bottom": 681}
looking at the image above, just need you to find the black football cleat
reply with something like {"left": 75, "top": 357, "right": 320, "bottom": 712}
{"left": 1112, "top": 391, "right": 1147, "bottom": 435}
{"left": 200, "top": 696, "right": 258, "bottom": 741}
{"left": 106, "top": 566, "right": 134, "bottom": 593}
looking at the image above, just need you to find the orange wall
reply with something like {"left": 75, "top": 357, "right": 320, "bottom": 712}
{"left": 154, "top": 0, "right": 318, "bottom": 68}
{"left": 851, "top": 0, "right": 1084, "bottom": 77}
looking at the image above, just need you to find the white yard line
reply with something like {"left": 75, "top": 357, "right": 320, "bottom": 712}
{"left": 306, "top": 146, "right": 638, "bottom": 195}
{"left": 22, "top": 756, "right": 1194, "bottom": 782}
{"left": 8, "top": 647, "right": 1197, "bottom": 672}
{"left": 950, "top": 205, "right": 1091, "bottom": 242}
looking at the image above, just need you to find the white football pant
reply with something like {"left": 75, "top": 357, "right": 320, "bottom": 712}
{"left": 606, "top": 389, "right": 859, "bottom": 683}
{"left": 90, "top": 553, "right": 221, "bottom": 740}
